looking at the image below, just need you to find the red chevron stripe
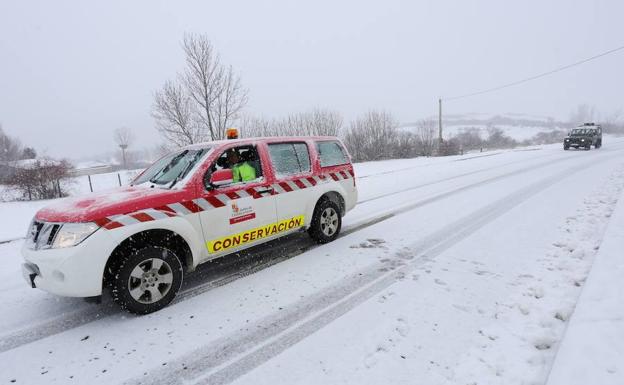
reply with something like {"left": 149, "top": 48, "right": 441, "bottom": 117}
{"left": 204, "top": 195, "right": 226, "bottom": 208}
{"left": 246, "top": 188, "right": 259, "bottom": 198}
{"left": 293, "top": 179, "right": 307, "bottom": 189}
{"left": 104, "top": 221, "right": 124, "bottom": 230}
{"left": 94, "top": 217, "right": 112, "bottom": 227}
{"left": 181, "top": 200, "right": 203, "bottom": 213}
{"left": 131, "top": 212, "right": 155, "bottom": 222}
{"left": 155, "top": 205, "right": 176, "bottom": 214}
{"left": 226, "top": 191, "right": 240, "bottom": 200}
{"left": 279, "top": 182, "right": 293, "bottom": 192}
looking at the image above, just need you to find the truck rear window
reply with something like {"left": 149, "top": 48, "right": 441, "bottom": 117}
{"left": 316, "top": 141, "right": 348, "bottom": 167}
{"left": 268, "top": 143, "right": 311, "bottom": 176}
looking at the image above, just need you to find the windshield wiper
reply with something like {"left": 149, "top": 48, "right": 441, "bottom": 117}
{"left": 149, "top": 151, "right": 188, "bottom": 185}
{"left": 169, "top": 150, "right": 204, "bottom": 189}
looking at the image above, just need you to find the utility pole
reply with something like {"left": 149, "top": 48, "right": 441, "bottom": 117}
{"left": 438, "top": 98, "right": 443, "bottom": 143}
{"left": 119, "top": 144, "right": 128, "bottom": 169}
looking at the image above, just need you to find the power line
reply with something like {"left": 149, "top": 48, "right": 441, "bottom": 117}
{"left": 444, "top": 44, "right": 624, "bottom": 101}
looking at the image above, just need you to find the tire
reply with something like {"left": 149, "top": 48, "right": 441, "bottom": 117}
{"left": 585, "top": 145, "right": 591, "bottom": 151}
{"left": 308, "top": 199, "right": 342, "bottom": 244}
{"left": 111, "top": 246, "right": 183, "bottom": 314}
{"left": 563, "top": 145, "right": 569, "bottom": 150}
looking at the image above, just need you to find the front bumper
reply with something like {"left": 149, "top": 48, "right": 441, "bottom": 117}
{"left": 20, "top": 229, "right": 114, "bottom": 297}
{"left": 565, "top": 139, "right": 590, "bottom": 147}
{"left": 22, "top": 262, "right": 39, "bottom": 288}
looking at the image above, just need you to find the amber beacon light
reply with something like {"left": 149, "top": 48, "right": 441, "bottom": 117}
{"left": 226, "top": 128, "right": 239, "bottom": 140}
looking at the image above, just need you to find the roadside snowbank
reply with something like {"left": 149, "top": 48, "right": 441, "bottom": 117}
{"left": 546, "top": 187, "right": 624, "bottom": 385}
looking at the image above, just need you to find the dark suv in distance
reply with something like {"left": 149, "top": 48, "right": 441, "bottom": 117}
{"left": 563, "top": 123, "right": 602, "bottom": 150}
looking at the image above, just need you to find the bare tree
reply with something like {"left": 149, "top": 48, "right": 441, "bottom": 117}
{"left": 182, "top": 33, "right": 248, "bottom": 141}
{"left": 152, "top": 80, "right": 203, "bottom": 146}
{"left": 0, "top": 124, "right": 23, "bottom": 163}
{"left": 212, "top": 66, "right": 248, "bottom": 138}
{"left": 603, "top": 109, "right": 624, "bottom": 134}
{"left": 301, "top": 108, "right": 343, "bottom": 136}
{"left": 114, "top": 127, "right": 134, "bottom": 169}
{"left": 485, "top": 126, "right": 517, "bottom": 149}
{"left": 153, "top": 34, "right": 248, "bottom": 144}
{"left": 453, "top": 127, "right": 483, "bottom": 151}
{"left": 416, "top": 119, "right": 437, "bottom": 156}
{"left": 22, "top": 147, "right": 37, "bottom": 159}
{"left": 343, "top": 110, "right": 398, "bottom": 162}
{"left": 239, "top": 114, "right": 279, "bottom": 138}
{"left": 393, "top": 131, "right": 419, "bottom": 159}
{"left": 240, "top": 108, "right": 343, "bottom": 138}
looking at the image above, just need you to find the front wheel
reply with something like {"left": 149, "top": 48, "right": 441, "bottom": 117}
{"left": 308, "top": 199, "right": 342, "bottom": 244}
{"left": 585, "top": 145, "right": 591, "bottom": 151}
{"left": 111, "top": 246, "right": 183, "bottom": 314}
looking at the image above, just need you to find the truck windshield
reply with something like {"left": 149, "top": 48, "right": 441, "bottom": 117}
{"left": 570, "top": 128, "right": 592, "bottom": 135}
{"left": 133, "top": 147, "right": 210, "bottom": 187}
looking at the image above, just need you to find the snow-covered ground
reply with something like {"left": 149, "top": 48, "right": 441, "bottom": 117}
{"left": 546, "top": 185, "right": 624, "bottom": 385}
{"left": 1, "top": 140, "right": 624, "bottom": 384}
{"left": 69, "top": 169, "right": 142, "bottom": 195}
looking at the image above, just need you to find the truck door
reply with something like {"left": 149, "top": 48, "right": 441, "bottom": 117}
{"left": 196, "top": 144, "right": 277, "bottom": 259}
{"left": 266, "top": 142, "right": 315, "bottom": 223}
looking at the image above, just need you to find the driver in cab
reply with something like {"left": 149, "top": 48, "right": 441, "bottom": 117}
{"left": 227, "top": 149, "right": 256, "bottom": 183}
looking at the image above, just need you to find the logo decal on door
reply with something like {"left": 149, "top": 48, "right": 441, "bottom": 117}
{"left": 208, "top": 215, "right": 305, "bottom": 253}
{"left": 230, "top": 201, "right": 255, "bottom": 224}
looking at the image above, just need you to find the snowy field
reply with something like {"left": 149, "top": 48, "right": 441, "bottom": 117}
{"left": 400, "top": 112, "right": 568, "bottom": 141}
{"left": 1, "top": 140, "right": 624, "bottom": 384}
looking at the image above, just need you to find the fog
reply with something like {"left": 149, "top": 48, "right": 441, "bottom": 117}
{"left": 1, "top": 0, "right": 622, "bottom": 159}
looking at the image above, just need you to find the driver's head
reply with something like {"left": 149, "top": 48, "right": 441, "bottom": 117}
{"left": 227, "top": 149, "right": 240, "bottom": 165}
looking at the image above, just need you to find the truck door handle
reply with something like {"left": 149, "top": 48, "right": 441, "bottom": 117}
{"left": 256, "top": 187, "right": 274, "bottom": 195}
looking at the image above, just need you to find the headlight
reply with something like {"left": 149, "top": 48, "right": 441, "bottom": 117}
{"left": 565, "top": 139, "right": 569, "bottom": 142}
{"left": 52, "top": 222, "right": 99, "bottom": 248}
{"left": 581, "top": 139, "right": 585, "bottom": 142}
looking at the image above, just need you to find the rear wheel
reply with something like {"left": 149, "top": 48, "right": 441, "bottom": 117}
{"left": 111, "top": 246, "right": 183, "bottom": 314}
{"left": 308, "top": 199, "right": 342, "bottom": 244}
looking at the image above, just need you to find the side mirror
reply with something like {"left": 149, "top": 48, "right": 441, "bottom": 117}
{"left": 209, "top": 169, "right": 233, "bottom": 188}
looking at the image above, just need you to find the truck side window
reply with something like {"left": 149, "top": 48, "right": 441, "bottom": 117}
{"left": 206, "top": 145, "right": 263, "bottom": 188}
{"left": 316, "top": 141, "right": 348, "bottom": 167}
{"left": 268, "top": 142, "right": 311, "bottom": 177}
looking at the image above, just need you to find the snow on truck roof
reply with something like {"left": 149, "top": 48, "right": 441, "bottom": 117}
{"left": 578, "top": 123, "right": 600, "bottom": 128}
{"left": 183, "top": 136, "right": 340, "bottom": 150}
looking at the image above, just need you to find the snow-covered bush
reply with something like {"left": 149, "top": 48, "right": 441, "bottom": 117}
{"left": 11, "top": 159, "right": 73, "bottom": 200}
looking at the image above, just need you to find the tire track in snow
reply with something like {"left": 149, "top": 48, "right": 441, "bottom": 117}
{"left": 0, "top": 147, "right": 619, "bottom": 354}
{"left": 357, "top": 151, "right": 559, "bottom": 204}
{"left": 129, "top": 152, "right": 623, "bottom": 385}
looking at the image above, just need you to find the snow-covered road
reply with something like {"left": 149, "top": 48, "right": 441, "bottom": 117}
{"left": 2, "top": 140, "right": 624, "bottom": 385}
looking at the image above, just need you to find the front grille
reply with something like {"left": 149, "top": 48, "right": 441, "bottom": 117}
{"left": 27, "top": 221, "right": 61, "bottom": 250}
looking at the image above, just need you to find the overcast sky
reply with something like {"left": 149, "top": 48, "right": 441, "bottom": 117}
{"left": 1, "top": 0, "right": 623, "bottom": 159}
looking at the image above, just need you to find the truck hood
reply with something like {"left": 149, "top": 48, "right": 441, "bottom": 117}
{"left": 36, "top": 185, "right": 192, "bottom": 223}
